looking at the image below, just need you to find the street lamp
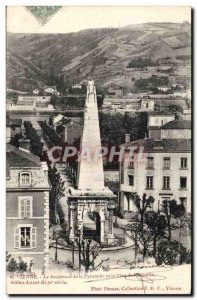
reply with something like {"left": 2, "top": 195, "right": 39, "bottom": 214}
{"left": 71, "top": 240, "right": 75, "bottom": 268}
{"left": 54, "top": 232, "right": 59, "bottom": 262}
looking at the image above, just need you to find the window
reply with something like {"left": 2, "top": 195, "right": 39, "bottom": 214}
{"left": 147, "top": 157, "right": 154, "bottom": 169}
{"left": 163, "top": 157, "right": 170, "bottom": 169}
{"left": 14, "top": 226, "right": 36, "bottom": 249}
{"left": 128, "top": 157, "right": 134, "bottom": 169}
{"left": 180, "top": 177, "right": 187, "bottom": 189}
{"left": 20, "top": 172, "right": 31, "bottom": 186}
{"left": 128, "top": 175, "right": 134, "bottom": 186}
{"left": 18, "top": 197, "right": 33, "bottom": 218}
{"left": 163, "top": 176, "right": 170, "bottom": 189}
{"left": 181, "top": 158, "right": 188, "bottom": 169}
{"left": 180, "top": 197, "right": 187, "bottom": 210}
{"left": 146, "top": 176, "right": 153, "bottom": 189}
{"left": 20, "top": 227, "right": 31, "bottom": 247}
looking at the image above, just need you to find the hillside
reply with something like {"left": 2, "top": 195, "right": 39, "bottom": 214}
{"left": 7, "top": 22, "right": 191, "bottom": 91}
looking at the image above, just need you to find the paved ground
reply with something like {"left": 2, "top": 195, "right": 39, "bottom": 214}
{"left": 49, "top": 240, "right": 135, "bottom": 272}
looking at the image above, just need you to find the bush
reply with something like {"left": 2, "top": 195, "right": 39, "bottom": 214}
{"left": 7, "top": 256, "right": 28, "bottom": 273}
{"left": 18, "top": 258, "right": 28, "bottom": 272}
{"left": 7, "top": 258, "right": 18, "bottom": 272}
{"left": 156, "top": 240, "right": 191, "bottom": 265}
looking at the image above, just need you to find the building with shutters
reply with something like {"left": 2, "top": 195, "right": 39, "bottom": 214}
{"left": 6, "top": 144, "right": 51, "bottom": 272}
{"left": 119, "top": 120, "right": 191, "bottom": 218}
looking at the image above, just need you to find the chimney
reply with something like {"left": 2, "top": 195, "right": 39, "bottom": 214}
{"left": 41, "top": 161, "right": 49, "bottom": 178}
{"left": 19, "top": 139, "right": 31, "bottom": 152}
{"left": 125, "top": 134, "right": 130, "bottom": 143}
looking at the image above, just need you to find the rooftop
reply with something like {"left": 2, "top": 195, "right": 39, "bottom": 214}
{"left": 6, "top": 144, "right": 51, "bottom": 189}
{"left": 6, "top": 118, "right": 22, "bottom": 127}
{"left": 7, "top": 144, "right": 41, "bottom": 168}
{"left": 121, "top": 138, "right": 191, "bottom": 153}
{"left": 161, "top": 120, "right": 191, "bottom": 130}
{"left": 148, "top": 111, "right": 174, "bottom": 116}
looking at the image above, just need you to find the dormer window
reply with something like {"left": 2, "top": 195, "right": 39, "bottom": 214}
{"left": 20, "top": 172, "right": 31, "bottom": 186}
{"left": 147, "top": 157, "right": 154, "bottom": 169}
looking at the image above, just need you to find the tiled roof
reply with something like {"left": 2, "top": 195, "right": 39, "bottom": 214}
{"left": 6, "top": 144, "right": 51, "bottom": 189}
{"left": 6, "top": 144, "right": 41, "bottom": 167}
{"left": 161, "top": 120, "right": 191, "bottom": 129}
{"left": 121, "top": 138, "right": 191, "bottom": 153}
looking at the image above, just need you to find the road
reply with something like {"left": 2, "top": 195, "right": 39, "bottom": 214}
{"left": 49, "top": 241, "right": 135, "bottom": 272}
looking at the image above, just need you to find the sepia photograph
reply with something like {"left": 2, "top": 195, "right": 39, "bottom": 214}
{"left": 5, "top": 5, "right": 192, "bottom": 295}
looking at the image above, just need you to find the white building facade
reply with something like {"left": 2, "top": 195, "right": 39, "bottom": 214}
{"left": 119, "top": 137, "right": 191, "bottom": 216}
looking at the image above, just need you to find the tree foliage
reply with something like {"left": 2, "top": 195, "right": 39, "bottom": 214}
{"left": 127, "top": 57, "right": 157, "bottom": 68}
{"left": 145, "top": 211, "right": 167, "bottom": 257}
{"left": 48, "top": 165, "right": 65, "bottom": 225}
{"left": 77, "top": 238, "right": 108, "bottom": 272}
{"left": 9, "top": 132, "right": 23, "bottom": 147}
{"left": 99, "top": 112, "right": 147, "bottom": 146}
{"left": 156, "top": 240, "right": 191, "bottom": 265}
{"left": 135, "top": 75, "right": 169, "bottom": 91}
{"left": 125, "top": 223, "right": 160, "bottom": 263}
{"left": 131, "top": 193, "right": 155, "bottom": 225}
{"left": 23, "top": 121, "right": 44, "bottom": 158}
{"left": 6, "top": 254, "right": 28, "bottom": 273}
{"left": 39, "top": 120, "right": 62, "bottom": 146}
{"left": 161, "top": 199, "right": 185, "bottom": 240}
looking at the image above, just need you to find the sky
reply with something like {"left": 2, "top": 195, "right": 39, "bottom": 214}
{"left": 7, "top": 6, "right": 191, "bottom": 34}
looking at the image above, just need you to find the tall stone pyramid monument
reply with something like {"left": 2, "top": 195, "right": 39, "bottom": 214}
{"left": 77, "top": 80, "right": 105, "bottom": 190}
{"left": 68, "top": 80, "right": 116, "bottom": 245}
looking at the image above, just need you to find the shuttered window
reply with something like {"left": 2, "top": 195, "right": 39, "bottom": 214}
{"left": 14, "top": 227, "right": 20, "bottom": 248}
{"left": 14, "top": 226, "right": 36, "bottom": 249}
{"left": 18, "top": 197, "right": 32, "bottom": 218}
{"left": 31, "top": 227, "right": 36, "bottom": 248}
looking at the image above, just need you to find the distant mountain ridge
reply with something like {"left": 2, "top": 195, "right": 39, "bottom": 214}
{"left": 7, "top": 22, "right": 191, "bottom": 91}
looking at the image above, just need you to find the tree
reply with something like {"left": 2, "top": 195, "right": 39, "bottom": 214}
{"left": 138, "top": 224, "right": 158, "bottom": 262}
{"left": 124, "top": 223, "right": 141, "bottom": 266}
{"left": 23, "top": 121, "right": 44, "bottom": 158}
{"left": 9, "top": 132, "right": 23, "bottom": 147}
{"left": 131, "top": 193, "right": 155, "bottom": 225}
{"left": 172, "top": 203, "right": 186, "bottom": 249}
{"left": 39, "top": 120, "right": 62, "bottom": 146}
{"left": 145, "top": 211, "right": 167, "bottom": 258}
{"left": 161, "top": 199, "right": 183, "bottom": 241}
{"left": 48, "top": 165, "right": 65, "bottom": 225}
{"left": 156, "top": 240, "right": 191, "bottom": 265}
{"left": 76, "top": 239, "right": 109, "bottom": 273}
{"left": 18, "top": 257, "right": 28, "bottom": 272}
{"left": 125, "top": 222, "right": 160, "bottom": 263}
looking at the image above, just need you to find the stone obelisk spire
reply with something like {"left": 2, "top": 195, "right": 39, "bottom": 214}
{"left": 68, "top": 80, "right": 116, "bottom": 245}
{"left": 76, "top": 80, "right": 106, "bottom": 191}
